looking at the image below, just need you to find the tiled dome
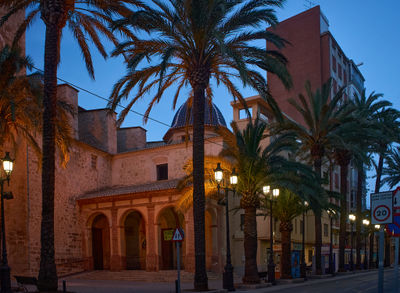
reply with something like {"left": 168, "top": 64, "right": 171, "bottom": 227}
{"left": 170, "top": 99, "right": 227, "bottom": 129}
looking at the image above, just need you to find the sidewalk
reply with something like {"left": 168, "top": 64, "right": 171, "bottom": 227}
{"left": 19, "top": 268, "right": 388, "bottom": 293}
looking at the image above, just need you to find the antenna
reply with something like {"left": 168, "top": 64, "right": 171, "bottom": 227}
{"left": 304, "top": 0, "right": 317, "bottom": 9}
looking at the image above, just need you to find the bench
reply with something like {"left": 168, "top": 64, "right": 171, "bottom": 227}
{"left": 14, "top": 276, "right": 37, "bottom": 292}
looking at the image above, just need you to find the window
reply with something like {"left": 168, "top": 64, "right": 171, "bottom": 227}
{"left": 332, "top": 56, "right": 337, "bottom": 72}
{"left": 240, "top": 214, "right": 245, "bottom": 231}
{"left": 91, "top": 154, "right": 97, "bottom": 169}
{"left": 156, "top": 163, "right": 168, "bottom": 180}
{"left": 294, "top": 219, "right": 297, "bottom": 234}
{"left": 239, "top": 107, "right": 252, "bottom": 119}
{"left": 343, "top": 71, "right": 347, "bottom": 84}
{"left": 300, "top": 220, "right": 304, "bottom": 234}
{"left": 324, "top": 223, "right": 329, "bottom": 237}
{"left": 338, "top": 64, "right": 342, "bottom": 80}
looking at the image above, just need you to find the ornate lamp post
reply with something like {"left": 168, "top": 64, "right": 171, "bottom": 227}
{"left": 0, "top": 152, "right": 14, "bottom": 293}
{"left": 348, "top": 213, "right": 356, "bottom": 271}
{"left": 327, "top": 210, "right": 336, "bottom": 274}
{"left": 300, "top": 201, "right": 308, "bottom": 279}
{"left": 263, "top": 186, "right": 279, "bottom": 285}
{"left": 214, "top": 163, "right": 237, "bottom": 291}
{"left": 375, "top": 225, "right": 380, "bottom": 268}
{"left": 363, "top": 219, "right": 370, "bottom": 270}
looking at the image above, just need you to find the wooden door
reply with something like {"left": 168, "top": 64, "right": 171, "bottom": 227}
{"left": 92, "top": 228, "right": 104, "bottom": 270}
{"left": 161, "top": 229, "right": 173, "bottom": 269}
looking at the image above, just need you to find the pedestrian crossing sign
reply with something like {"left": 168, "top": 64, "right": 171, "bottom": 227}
{"left": 172, "top": 228, "right": 184, "bottom": 242}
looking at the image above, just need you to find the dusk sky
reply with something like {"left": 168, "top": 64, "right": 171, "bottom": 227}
{"left": 26, "top": 0, "right": 400, "bottom": 198}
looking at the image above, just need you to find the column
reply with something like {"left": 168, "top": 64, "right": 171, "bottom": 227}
{"left": 184, "top": 208, "right": 195, "bottom": 272}
{"left": 146, "top": 204, "right": 158, "bottom": 271}
{"left": 110, "top": 207, "right": 122, "bottom": 270}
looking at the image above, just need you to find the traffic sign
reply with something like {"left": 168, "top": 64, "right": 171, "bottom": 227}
{"left": 387, "top": 187, "right": 400, "bottom": 236}
{"left": 371, "top": 191, "right": 393, "bottom": 225}
{"left": 172, "top": 228, "right": 184, "bottom": 242}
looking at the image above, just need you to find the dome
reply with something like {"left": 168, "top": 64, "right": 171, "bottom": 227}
{"left": 170, "top": 99, "right": 227, "bottom": 129}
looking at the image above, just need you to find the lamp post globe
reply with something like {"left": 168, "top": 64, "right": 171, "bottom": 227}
{"left": 2, "top": 152, "right": 13, "bottom": 177}
{"left": 348, "top": 214, "right": 356, "bottom": 271}
{"left": 0, "top": 152, "right": 14, "bottom": 293}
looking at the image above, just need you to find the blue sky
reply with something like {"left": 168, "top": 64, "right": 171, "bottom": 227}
{"left": 26, "top": 0, "right": 400, "bottom": 197}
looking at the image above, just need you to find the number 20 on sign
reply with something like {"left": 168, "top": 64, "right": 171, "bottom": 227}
{"left": 371, "top": 191, "right": 393, "bottom": 225}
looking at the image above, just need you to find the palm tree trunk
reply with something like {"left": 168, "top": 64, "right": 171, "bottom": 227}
{"left": 374, "top": 152, "right": 384, "bottom": 193}
{"left": 280, "top": 221, "right": 293, "bottom": 279}
{"left": 37, "top": 21, "right": 60, "bottom": 292}
{"left": 337, "top": 150, "right": 350, "bottom": 272}
{"left": 355, "top": 165, "right": 363, "bottom": 269}
{"left": 243, "top": 207, "right": 260, "bottom": 283}
{"left": 313, "top": 158, "right": 322, "bottom": 275}
{"left": 192, "top": 87, "right": 208, "bottom": 291}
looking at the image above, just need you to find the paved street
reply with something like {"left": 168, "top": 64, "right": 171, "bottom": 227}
{"left": 259, "top": 270, "right": 399, "bottom": 293}
{"left": 43, "top": 269, "right": 399, "bottom": 293}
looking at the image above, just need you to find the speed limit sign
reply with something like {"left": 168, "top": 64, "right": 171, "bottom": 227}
{"left": 371, "top": 191, "right": 393, "bottom": 225}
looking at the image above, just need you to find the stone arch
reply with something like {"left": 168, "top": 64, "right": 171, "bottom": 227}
{"left": 119, "top": 209, "right": 146, "bottom": 270}
{"left": 156, "top": 206, "right": 186, "bottom": 270}
{"left": 205, "top": 208, "right": 218, "bottom": 271}
{"left": 91, "top": 213, "right": 111, "bottom": 270}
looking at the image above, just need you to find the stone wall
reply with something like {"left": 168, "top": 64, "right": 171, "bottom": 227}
{"left": 78, "top": 109, "right": 117, "bottom": 154}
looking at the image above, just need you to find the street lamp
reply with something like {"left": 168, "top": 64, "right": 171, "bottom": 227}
{"left": 327, "top": 210, "right": 336, "bottom": 274}
{"left": 300, "top": 201, "right": 309, "bottom": 279}
{"left": 0, "top": 152, "right": 14, "bottom": 293}
{"left": 374, "top": 225, "right": 380, "bottom": 268}
{"left": 348, "top": 214, "right": 356, "bottom": 271}
{"left": 363, "top": 219, "right": 370, "bottom": 270}
{"left": 214, "top": 163, "right": 237, "bottom": 291}
{"left": 263, "top": 186, "right": 279, "bottom": 285}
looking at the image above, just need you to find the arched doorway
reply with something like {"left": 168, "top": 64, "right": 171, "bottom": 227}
{"left": 158, "top": 207, "right": 185, "bottom": 270}
{"left": 124, "top": 211, "right": 146, "bottom": 269}
{"left": 92, "top": 214, "right": 110, "bottom": 270}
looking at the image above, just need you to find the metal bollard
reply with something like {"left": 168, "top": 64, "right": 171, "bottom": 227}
{"left": 175, "top": 279, "right": 178, "bottom": 293}
{"left": 63, "top": 280, "right": 67, "bottom": 293}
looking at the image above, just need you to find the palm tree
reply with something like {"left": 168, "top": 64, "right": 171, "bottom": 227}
{"left": 176, "top": 155, "right": 232, "bottom": 211}
{"left": 1, "top": 1, "right": 138, "bottom": 290}
{"left": 0, "top": 45, "right": 71, "bottom": 164}
{"left": 260, "top": 189, "right": 303, "bottom": 279}
{"left": 372, "top": 108, "right": 400, "bottom": 193}
{"left": 0, "top": 45, "right": 42, "bottom": 152}
{"left": 382, "top": 147, "right": 400, "bottom": 189}
{"left": 219, "top": 117, "right": 318, "bottom": 282}
{"left": 108, "top": 1, "right": 291, "bottom": 289}
{"left": 276, "top": 80, "right": 355, "bottom": 274}
{"left": 351, "top": 90, "right": 391, "bottom": 269}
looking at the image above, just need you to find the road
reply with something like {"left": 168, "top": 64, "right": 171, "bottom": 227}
{"left": 260, "top": 269, "right": 399, "bottom": 293}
